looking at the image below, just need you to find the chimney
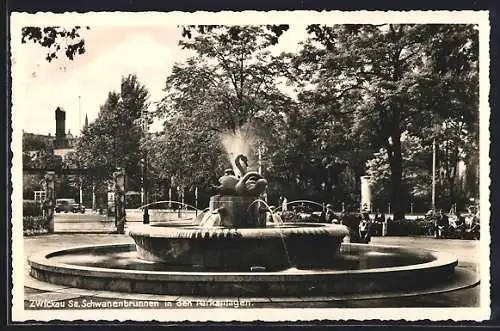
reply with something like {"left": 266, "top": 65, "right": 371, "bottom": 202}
{"left": 55, "top": 107, "right": 66, "bottom": 148}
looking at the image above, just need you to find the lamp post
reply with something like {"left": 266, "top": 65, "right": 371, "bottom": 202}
{"left": 431, "top": 121, "right": 440, "bottom": 211}
{"left": 257, "top": 141, "right": 267, "bottom": 202}
{"left": 78, "top": 96, "right": 83, "bottom": 205}
{"left": 195, "top": 186, "right": 198, "bottom": 216}
{"left": 141, "top": 110, "right": 150, "bottom": 224}
{"left": 92, "top": 179, "right": 96, "bottom": 211}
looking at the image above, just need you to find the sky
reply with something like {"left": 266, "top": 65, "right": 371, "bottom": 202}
{"left": 11, "top": 11, "right": 486, "bottom": 138}
{"left": 12, "top": 24, "right": 308, "bottom": 136}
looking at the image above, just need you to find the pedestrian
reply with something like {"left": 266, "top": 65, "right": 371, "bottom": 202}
{"left": 435, "top": 209, "right": 449, "bottom": 239}
{"left": 325, "top": 204, "right": 338, "bottom": 223}
{"left": 282, "top": 196, "right": 288, "bottom": 212}
{"left": 359, "top": 210, "right": 372, "bottom": 243}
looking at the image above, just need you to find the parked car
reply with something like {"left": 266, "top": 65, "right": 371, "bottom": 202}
{"left": 55, "top": 198, "right": 85, "bottom": 213}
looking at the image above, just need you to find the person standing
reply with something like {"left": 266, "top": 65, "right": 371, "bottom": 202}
{"left": 281, "top": 196, "right": 288, "bottom": 212}
{"left": 359, "top": 211, "right": 372, "bottom": 243}
{"left": 325, "top": 204, "right": 337, "bottom": 223}
{"left": 435, "top": 209, "right": 449, "bottom": 239}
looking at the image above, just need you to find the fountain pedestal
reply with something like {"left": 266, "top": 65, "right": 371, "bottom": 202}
{"left": 209, "top": 195, "right": 264, "bottom": 228}
{"left": 128, "top": 222, "right": 348, "bottom": 270}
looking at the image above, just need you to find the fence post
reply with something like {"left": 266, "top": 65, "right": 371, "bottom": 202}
{"left": 114, "top": 168, "right": 126, "bottom": 234}
{"left": 382, "top": 221, "right": 388, "bottom": 237}
{"left": 143, "top": 206, "right": 150, "bottom": 224}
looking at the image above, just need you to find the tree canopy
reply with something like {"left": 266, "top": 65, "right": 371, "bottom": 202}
{"left": 21, "top": 26, "right": 89, "bottom": 62}
{"left": 24, "top": 24, "right": 479, "bottom": 216}
{"left": 73, "top": 74, "right": 150, "bottom": 190}
{"left": 289, "top": 24, "right": 478, "bottom": 219}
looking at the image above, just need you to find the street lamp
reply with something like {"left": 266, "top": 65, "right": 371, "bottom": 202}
{"left": 141, "top": 110, "right": 150, "bottom": 224}
{"left": 141, "top": 110, "right": 149, "bottom": 207}
{"left": 431, "top": 120, "right": 440, "bottom": 211}
{"left": 78, "top": 96, "right": 83, "bottom": 205}
{"left": 257, "top": 141, "right": 267, "bottom": 202}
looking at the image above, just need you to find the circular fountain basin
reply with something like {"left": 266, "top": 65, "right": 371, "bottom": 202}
{"left": 127, "top": 222, "right": 349, "bottom": 270}
{"left": 28, "top": 240, "right": 470, "bottom": 298}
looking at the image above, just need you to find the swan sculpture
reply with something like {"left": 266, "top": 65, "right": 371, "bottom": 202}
{"left": 215, "top": 154, "right": 267, "bottom": 197}
{"left": 234, "top": 154, "right": 248, "bottom": 178}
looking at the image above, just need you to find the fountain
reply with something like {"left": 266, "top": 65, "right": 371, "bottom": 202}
{"left": 126, "top": 154, "right": 348, "bottom": 271}
{"left": 27, "top": 153, "right": 479, "bottom": 300}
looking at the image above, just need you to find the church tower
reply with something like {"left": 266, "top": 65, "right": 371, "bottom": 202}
{"left": 84, "top": 113, "right": 89, "bottom": 129}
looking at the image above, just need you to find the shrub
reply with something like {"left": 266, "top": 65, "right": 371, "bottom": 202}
{"left": 23, "top": 216, "right": 49, "bottom": 236}
{"left": 386, "top": 218, "right": 433, "bottom": 236}
{"left": 23, "top": 200, "right": 43, "bottom": 217}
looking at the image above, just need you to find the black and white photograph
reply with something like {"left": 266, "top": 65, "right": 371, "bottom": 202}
{"left": 10, "top": 10, "right": 490, "bottom": 322}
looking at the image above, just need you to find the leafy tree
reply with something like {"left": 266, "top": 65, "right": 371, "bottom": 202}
{"left": 366, "top": 132, "right": 431, "bottom": 212}
{"left": 179, "top": 25, "right": 289, "bottom": 46}
{"left": 151, "top": 25, "right": 294, "bottom": 200}
{"left": 143, "top": 114, "right": 227, "bottom": 206}
{"left": 21, "top": 26, "right": 89, "bottom": 62}
{"left": 157, "top": 25, "right": 294, "bottom": 133}
{"left": 434, "top": 118, "right": 475, "bottom": 209}
{"left": 292, "top": 24, "right": 478, "bottom": 220}
{"left": 22, "top": 133, "right": 62, "bottom": 169}
{"left": 22, "top": 134, "right": 63, "bottom": 198}
{"left": 73, "top": 74, "right": 150, "bottom": 191}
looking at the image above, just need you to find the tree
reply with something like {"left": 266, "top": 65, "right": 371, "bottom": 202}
{"left": 143, "top": 114, "right": 227, "bottom": 206}
{"left": 157, "top": 25, "right": 293, "bottom": 133}
{"left": 22, "top": 133, "right": 62, "bottom": 198}
{"left": 292, "top": 24, "right": 478, "bottom": 220}
{"left": 151, "top": 26, "right": 294, "bottom": 200}
{"left": 435, "top": 118, "right": 475, "bottom": 209}
{"left": 21, "top": 26, "right": 89, "bottom": 62}
{"left": 22, "top": 133, "right": 63, "bottom": 170}
{"left": 73, "top": 74, "right": 150, "bottom": 191}
{"left": 366, "top": 132, "right": 431, "bottom": 212}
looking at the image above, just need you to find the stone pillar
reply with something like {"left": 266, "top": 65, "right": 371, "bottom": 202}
{"left": 114, "top": 168, "right": 126, "bottom": 234}
{"left": 360, "top": 175, "right": 372, "bottom": 212}
{"left": 42, "top": 171, "right": 56, "bottom": 233}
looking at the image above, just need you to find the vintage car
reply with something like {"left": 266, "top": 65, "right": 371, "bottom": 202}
{"left": 55, "top": 198, "right": 85, "bottom": 213}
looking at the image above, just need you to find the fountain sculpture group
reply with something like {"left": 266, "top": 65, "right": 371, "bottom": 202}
{"left": 128, "top": 154, "right": 349, "bottom": 270}
{"left": 27, "top": 153, "right": 477, "bottom": 299}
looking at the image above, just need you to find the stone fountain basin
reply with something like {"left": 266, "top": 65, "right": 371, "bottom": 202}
{"left": 28, "top": 241, "right": 470, "bottom": 298}
{"left": 127, "top": 222, "right": 349, "bottom": 270}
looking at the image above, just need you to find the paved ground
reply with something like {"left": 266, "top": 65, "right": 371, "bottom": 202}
{"left": 52, "top": 212, "right": 114, "bottom": 232}
{"left": 52, "top": 211, "right": 196, "bottom": 232}
{"left": 22, "top": 234, "right": 482, "bottom": 308}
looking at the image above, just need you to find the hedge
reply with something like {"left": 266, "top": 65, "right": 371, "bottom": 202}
{"left": 23, "top": 200, "right": 43, "bottom": 217}
{"left": 23, "top": 216, "right": 49, "bottom": 236}
{"left": 386, "top": 219, "right": 434, "bottom": 236}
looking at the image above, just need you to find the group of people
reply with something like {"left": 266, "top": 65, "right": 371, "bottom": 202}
{"left": 269, "top": 198, "right": 480, "bottom": 242}
{"left": 324, "top": 204, "right": 374, "bottom": 244}
{"left": 428, "top": 206, "right": 480, "bottom": 239}
{"left": 429, "top": 209, "right": 450, "bottom": 239}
